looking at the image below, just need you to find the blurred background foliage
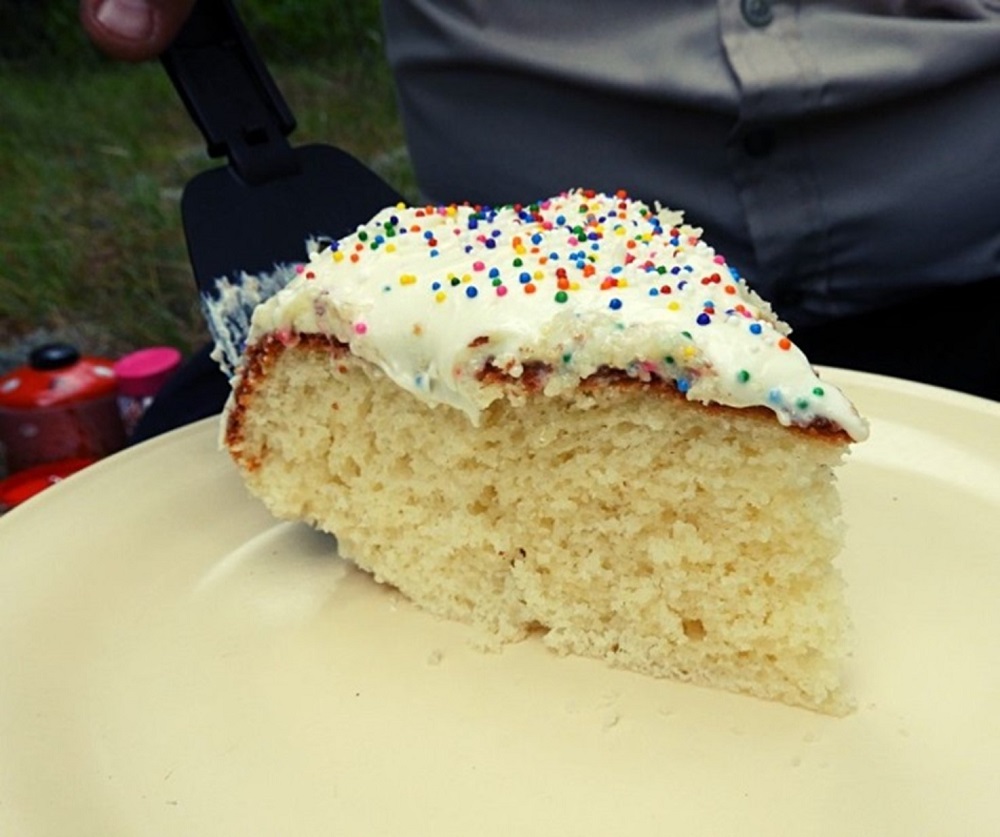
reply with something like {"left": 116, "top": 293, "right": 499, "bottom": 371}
{"left": 0, "top": 0, "right": 414, "bottom": 368}
{"left": 0, "top": 0, "right": 386, "bottom": 64}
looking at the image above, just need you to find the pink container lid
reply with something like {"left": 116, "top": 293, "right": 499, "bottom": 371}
{"left": 113, "top": 347, "right": 183, "bottom": 398}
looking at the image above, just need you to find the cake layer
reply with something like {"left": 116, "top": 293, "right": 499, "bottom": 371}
{"left": 226, "top": 336, "right": 853, "bottom": 715}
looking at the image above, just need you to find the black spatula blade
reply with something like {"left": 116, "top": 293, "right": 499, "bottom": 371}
{"left": 179, "top": 143, "right": 403, "bottom": 292}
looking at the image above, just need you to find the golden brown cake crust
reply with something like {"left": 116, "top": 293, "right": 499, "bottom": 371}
{"left": 225, "top": 332, "right": 850, "bottom": 470}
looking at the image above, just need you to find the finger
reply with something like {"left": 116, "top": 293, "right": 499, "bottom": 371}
{"left": 79, "top": 0, "right": 198, "bottom": 62}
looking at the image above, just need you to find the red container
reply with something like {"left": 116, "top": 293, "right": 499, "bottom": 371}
{"left": 0, "top": 343, "right": 127, "bottom": 473}
{"left": 0, "top": 457, "right": 96, "bottom": 512}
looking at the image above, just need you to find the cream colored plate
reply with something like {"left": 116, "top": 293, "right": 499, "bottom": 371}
{"left": 1, "top": 369, "right": 998, "bottom": 836}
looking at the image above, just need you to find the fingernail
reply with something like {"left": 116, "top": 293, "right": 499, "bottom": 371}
{"left": 94, "top": 0, "right": 155, "bottom": 41}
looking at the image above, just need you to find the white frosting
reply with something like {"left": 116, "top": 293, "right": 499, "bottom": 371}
{"left": 245, "top": 190, "right": 868, "bottom": 441}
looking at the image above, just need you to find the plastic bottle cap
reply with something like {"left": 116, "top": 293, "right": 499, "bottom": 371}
{"left": 113, "top": 347, "right": 183, "bottom": 398}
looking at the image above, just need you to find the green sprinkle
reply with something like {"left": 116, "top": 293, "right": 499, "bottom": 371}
{"left": 554, "top": 291, "right": 569, "bottom": 303}
{"left": 737, "top": 369, "right": 751, "bottom": 383}
{"left": 812, "top": 386, "right": 825, "bottom": 397}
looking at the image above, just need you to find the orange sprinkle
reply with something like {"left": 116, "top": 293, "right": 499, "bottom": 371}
{"left": 778, "top": 337, "right": 792, "bottom": 351}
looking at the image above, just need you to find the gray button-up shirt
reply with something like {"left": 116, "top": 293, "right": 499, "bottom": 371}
{"left": 382, "top": 0, "right": 1000, "bottom": 325}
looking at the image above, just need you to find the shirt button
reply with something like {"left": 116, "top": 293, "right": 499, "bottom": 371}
{"left": 741, "top": 0, "right": 774, "bottom": 27}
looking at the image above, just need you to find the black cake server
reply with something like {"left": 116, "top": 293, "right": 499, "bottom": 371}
{"left": 134, "top": 0, "right": 404, "bottom": 439}
{"left": 161, "top": 0, "right": 404, "bottom": 301}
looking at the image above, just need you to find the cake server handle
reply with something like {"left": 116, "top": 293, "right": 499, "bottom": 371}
{"left": 160, "top": 0, "right": 299, "bottom": 186}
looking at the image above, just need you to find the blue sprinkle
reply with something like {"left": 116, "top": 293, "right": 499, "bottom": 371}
{"left": 488, "top": 267, "right": 500, "bottom": 278}
{"left": 531, "top": 233, "right": 543, "bottom": 245}
{"left": 484, "top": 238, "right": 496, "bottom": 249}
{"left": 432, "top": 281, "right": 441, "bottom": 291}
{"left": 519, "top": 272, "right": 531, "bottom": 284}
{"left": 677, "top": 378, "right": 691, "bottom": 394}
{"left": 468, "top": 217, "right": 479, "bottom": 230}
{"left": 648, "top": 288, "right": 660, "bottom": 296}
{"left": 609, "top": 298, "right": 623, "bottom": 310}
{"left": 466, "top": 286, "right": 478, "bottom": 298}
{"left": 767, "top": 388, "right": 783, "bottom": 405}
{"left": 749, "top": 323, "right": 763, "bottom": 335}
{"left": 696, "top": 313, "right": 711, "bottom": 326}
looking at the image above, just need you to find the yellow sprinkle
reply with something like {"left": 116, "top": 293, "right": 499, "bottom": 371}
{"left": 514, "top": 244, "right": 526, "bottom": 255}
{"left": 683, "top": 345, "right": 697, "bottom": 358}
{"left": 614, "top": 225, "right": 626, "bottom": 236}
{"left": 462, "top": 273, "right": 472, "bottom": 283}
{"left": 618, "top": 279, "right": 628, "bottom": 288}
{"left": 533, "top": 270, "right": 544, "bottom": 280}
{"left": 667, "top": 301, "right": 680, "bottom": 311}
{"left": 570, "top": 282, "right": 580, "bottom": 291}
{"left": 399, "top": 273, "right": 417, "bottom": 285}
{"left": 385, "top": 243, "right": 396, "bottom": 253}
{"left": 333, "top": 251, "right": 345, "bottom": 263}
{"left": 435, "top": 291, "right": 447, "bottom": 303}
{"left": 395, "top": 201, "right": 407, "bottom": 209}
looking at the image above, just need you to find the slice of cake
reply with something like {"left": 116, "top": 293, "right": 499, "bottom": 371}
{"left": 222, "top": 189, "right": 868, "bottom": 715}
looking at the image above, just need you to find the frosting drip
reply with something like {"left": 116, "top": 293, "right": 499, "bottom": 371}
{"left": 246, "top": 189, "right": 869, "bottom": 441}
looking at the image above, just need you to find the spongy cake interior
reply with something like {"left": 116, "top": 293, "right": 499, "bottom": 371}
{"left": 226, "top": 339, "right": 853, "bottom": 715}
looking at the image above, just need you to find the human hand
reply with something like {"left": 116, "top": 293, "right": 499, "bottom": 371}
{"left": 79, "top": 0, "right": 197, "bottom": 61}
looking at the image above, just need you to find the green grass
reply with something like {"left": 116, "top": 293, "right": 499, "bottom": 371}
{"left": 0, "top": 53, "right": 415, "bottom": 364}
